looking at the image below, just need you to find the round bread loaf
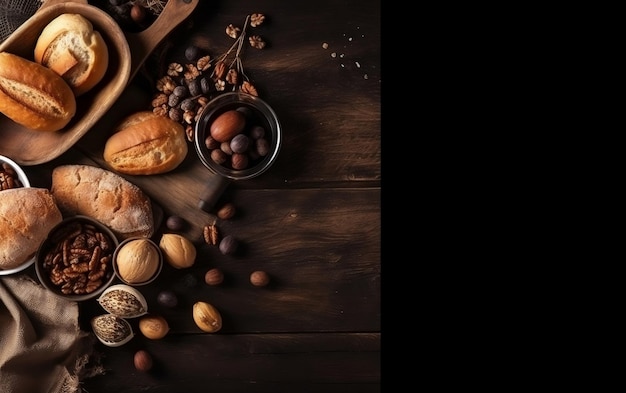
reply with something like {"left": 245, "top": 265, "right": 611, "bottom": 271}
{"left": 103, "top": 111, "right": 188, "bottom": 175}
{"left": 50, "top": 165, "right": 154, "bottom": 240}
{"left": 34, "top": 13, "right": 109, "bottom": 96}
{"left": 0, "top": 187, "right": 63, "bottom": 270}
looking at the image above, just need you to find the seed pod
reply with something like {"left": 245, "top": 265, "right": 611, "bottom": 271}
{"left": 97, "top": 284, "right": 148, "bottom": 318}
{"left": 193, "top": 301, "right": 222, "bottom": 333}
{"left": 91, "top": 314, "right": 134, "bottom": 347}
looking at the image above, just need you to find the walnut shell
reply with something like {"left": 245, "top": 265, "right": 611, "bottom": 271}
{"left": 97, "top": 284, "right": 148, "bottom": 318}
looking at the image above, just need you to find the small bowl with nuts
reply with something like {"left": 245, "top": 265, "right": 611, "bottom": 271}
{"left": 35, "top": 215, "right": 118, "bottom": 301}
{"left": 0, "top": 154, "right": 30, "bottom": 192}
{"left": 194, "top": 92, "right": 282, "bottom": 212}
{"left": 112, "top": 237, "right": 163, "bottom": 286}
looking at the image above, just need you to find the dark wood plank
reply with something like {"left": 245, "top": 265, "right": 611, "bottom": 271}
{"left": 81, "top": 333, "right": 381, "bottom": 393}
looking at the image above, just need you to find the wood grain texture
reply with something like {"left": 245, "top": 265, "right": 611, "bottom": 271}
{"left": 16, "top": 0, "right": 381, "bottom": 391}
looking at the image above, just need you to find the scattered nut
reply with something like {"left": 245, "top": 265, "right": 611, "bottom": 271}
{"left": 216, "top": 202, "right": 236, "bottom": 220}
{"left": 204, "top": 268, "right": 224, "bottom": 286}
{"left": 166, "top": 215, "right": 186, "bottom": 231}
{"left": 250, "top": 13, "right": 265, "bottom": 27}
{"left": 250, "top": 270, "right": 270, "bottom": 287}
{"left": 219, "top": 235, "right": 238, "bottom": 255}
{"left": 203, "top": 224, "right": 219, "bottom": 245}
{"left": 159, "top": 233, "right": 196, "bottom": 269}
{"left": 193, "top": 301, "right": 222, "bottom": 333}
{"left": 157, "top": 290, "right": 178, "bottom": 308}
{"left": 139, "top": 314, "right": 169, "bottom": 340}
{"left": 134, "top": 350, "right": 153, "bottom": 372}
{"left": 248, "top": 35, "right": 266, "bottom": 49}
{"left": 226, "top": 24, "right": 241, "bottom": 39}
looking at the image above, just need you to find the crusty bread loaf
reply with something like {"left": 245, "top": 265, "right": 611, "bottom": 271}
{"left": 50, "top": 165, "right": 154, "bottom": 240}
{"left": 34, "top": 13, "right": 109, "bottom": 96}
{"left": 103, "top": 111, "right": 188, "bottom": 175}
{"left": 0, "top": 52, "right": 76, "bottom": 132}
{"left": 0, "top": 187, "right": 63, "bottom": 270}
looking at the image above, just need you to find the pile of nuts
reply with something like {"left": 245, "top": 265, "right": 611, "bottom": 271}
{"left": 150, "top": 13, "right": 268, "bottom": 143}
{"left": 41, "top": 220, "right": 115, "bottom": 295}
{"left": 203, "top": 105, "right": 272, "bottom": 171}
{"left": 98, "top": 0, "right": 165, "bottom": 31}
{"left": 0, "top": 162, "right": 23, "bottom": 191}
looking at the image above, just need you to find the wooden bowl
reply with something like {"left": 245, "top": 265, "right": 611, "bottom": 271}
{"left": 0, "top": 0, "right": 198, "bottom": 166}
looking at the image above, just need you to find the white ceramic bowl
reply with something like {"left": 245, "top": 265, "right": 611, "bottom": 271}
{"left": 0, "top": 154, "right": 30, "bottom": 190}
{"left": 0, "top": 155, "right": 32, "bottom": 275}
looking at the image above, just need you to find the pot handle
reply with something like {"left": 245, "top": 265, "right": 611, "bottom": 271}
{"left": 125, "top": 0, "right": 199, "bottom": 82}
{"left": 198, "top": 173, "right": 231, "bottom": 213}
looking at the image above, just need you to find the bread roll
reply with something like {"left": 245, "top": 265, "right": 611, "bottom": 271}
{"left": 103, "top": 111, "right": 188, "bottom": 175}
{"left": 0, "top": 187, "right": 63, "bottom": 270}
{"left": 34, "top": 13, "right": 109, "bottom": 96}
{"left": 51, "top": 165, "right": 154, "bottom": 240}
{"left": 0, "top": 52, "right": 76, "bottom": 132}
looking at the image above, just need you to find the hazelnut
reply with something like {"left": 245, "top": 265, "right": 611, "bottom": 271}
{"left": 134, "top": 350, "right": 153, "bottom": 372}
{"left": 250, "top": 270, "right": 270, "bottom": 287}
{"left": 216, "top": 202, "right": 236, "bottom": 220}
{"left": 205, "top": 268, "right": 224, "bottom": 286}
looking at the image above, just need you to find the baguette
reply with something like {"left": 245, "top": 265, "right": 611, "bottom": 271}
{"left": 50, "top": 164, "right": 154, "bottom": 240}
{"left": 34, "top": 13, "right": 109, "bottom": 96}
{"left": 0, "top": 188, "right": 63, "bottom": 270}
{"left": 0, "top": 52, "right": 76, "bottom": 132}
{"left": 104, "top": 111, "right": 188, "bottom": 175}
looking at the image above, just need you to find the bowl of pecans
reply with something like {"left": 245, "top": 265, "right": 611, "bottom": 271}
{"left": 35, "top": 215, "right": 119, "bottom": 301}
{"left": 0, "top": 154, "right": 30, "bottom": 192}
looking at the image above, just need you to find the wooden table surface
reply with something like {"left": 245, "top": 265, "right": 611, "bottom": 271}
{"left": 16, "top": 0, "right": 380, "bottom": 391}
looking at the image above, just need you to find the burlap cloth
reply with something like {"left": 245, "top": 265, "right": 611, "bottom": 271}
{"left": 0, "top": 275, "right": 103, "bottom": 393}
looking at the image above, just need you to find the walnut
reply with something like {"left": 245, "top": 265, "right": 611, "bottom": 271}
{"left": 213, "top": 61, "right": 226, "bottom": 79}
{"left": 184, "top": 63, "right": 201, "bottom": 80}
{"left": 226, "top": 68, "right": 238, "bottom": 85}
{"left": 215, "top": 79, "right": 226, "bottom": 91}
{"left": 183, "top": 110, "right": 195, "bottom": 124}
{"left": 151, "top": 93, "right": 168, "bottom": 108}
{"left": 226, "top": 24, "right": 241, "bottom": 39}
{"left": 240, "top": 81, "right": 258, "bottom": 96}
{"left": 156, "top": 76, "right": 177, "bottom": 94}
{"left": 167, "top": 62, "right": 183, "bottom": 77}
{"left": 153, "top": 105, "right": 168, "bottom": 117}
{"left": 249, "top": 35, "right": 266, "bottom": 49}
{"left": 197, "top": 55, "right": 211, "bottom": 71}
{"left": 250, "top": 13, "right": 265, "bottom": 27}
{"left": 197, "top": 96, "right": 209, "bottom": 107}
